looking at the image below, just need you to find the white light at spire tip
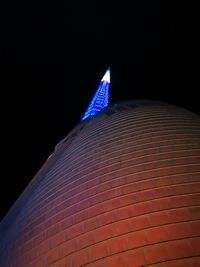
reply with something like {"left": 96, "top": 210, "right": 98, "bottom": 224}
{"left": 101, "top": 68, "right": 110, "bottom": 83}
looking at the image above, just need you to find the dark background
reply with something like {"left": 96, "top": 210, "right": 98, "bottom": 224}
{"left": 1, "top": 1, "right": 199, "bottom": 221}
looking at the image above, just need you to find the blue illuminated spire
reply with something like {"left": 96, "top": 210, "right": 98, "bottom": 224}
{"left": 81, "top": 68, "right": 110, "bottom": 121}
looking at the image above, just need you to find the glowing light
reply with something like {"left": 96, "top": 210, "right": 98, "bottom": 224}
{"left": 101, "top": 68, "right": 110, "bottom": 83}
{"left": 81, "top": 68, "right": 110, "bottom": 121}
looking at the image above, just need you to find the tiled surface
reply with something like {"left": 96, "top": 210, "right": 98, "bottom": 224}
{"left": 0, "top": 103, "right": 200, "bottom": 266}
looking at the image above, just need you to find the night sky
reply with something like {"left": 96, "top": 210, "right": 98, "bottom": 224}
{"left": 1, "top": 2, "right": 200, "bottom": 221}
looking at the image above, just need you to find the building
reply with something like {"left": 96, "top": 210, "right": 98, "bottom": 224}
{"left": 0, "top": 70, "right": 200, "bottom": 266}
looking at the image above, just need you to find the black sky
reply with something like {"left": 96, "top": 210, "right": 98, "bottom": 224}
{"left": 1, "top": 1, "right": 200, "bottom": 221}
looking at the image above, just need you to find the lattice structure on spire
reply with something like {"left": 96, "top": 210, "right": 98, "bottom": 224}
{"left": 81, "top": 68, "right": 110, "bottom": 121}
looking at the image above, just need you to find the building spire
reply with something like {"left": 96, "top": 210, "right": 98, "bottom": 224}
{"left": 81, "top": 68, "right": 110, "bottom": 121}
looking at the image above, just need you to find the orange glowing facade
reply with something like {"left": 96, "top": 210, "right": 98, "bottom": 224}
{"left": 0, "top": 97, "right": 200, "bottom": 267}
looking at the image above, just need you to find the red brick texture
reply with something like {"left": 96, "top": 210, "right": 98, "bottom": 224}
{"left": 0, "top": 102, "right": 200, "bottom": 267}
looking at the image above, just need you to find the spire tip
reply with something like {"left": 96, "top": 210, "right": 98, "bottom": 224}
{"left": 101, "top": 68, "right": 110, "bottom": 83}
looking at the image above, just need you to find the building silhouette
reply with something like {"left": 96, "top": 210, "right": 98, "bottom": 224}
{"left": 0, "top": 70, "right": 200, "bottom": 266}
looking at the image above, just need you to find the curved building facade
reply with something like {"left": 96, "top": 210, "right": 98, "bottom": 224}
{"left": 0, "top": 100, "right": 200, "bottom": 267}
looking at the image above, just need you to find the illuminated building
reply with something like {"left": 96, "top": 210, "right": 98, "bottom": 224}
{"left": 0, "top": 71, "right": 200, "bottom": 266}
